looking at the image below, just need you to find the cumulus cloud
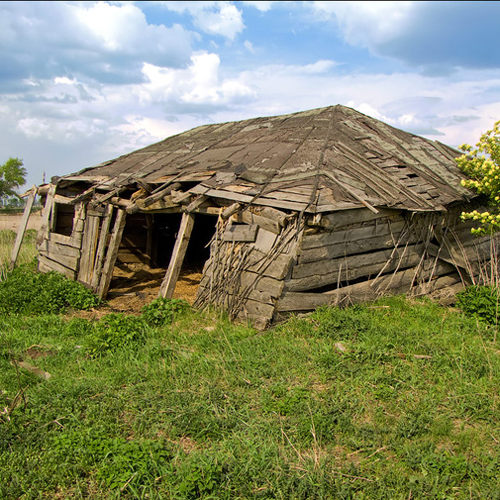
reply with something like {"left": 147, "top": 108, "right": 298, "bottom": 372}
{"left": 140, "top": 52, "right": 256, "bottom": 107}
{"left": 156, "top": 1, "right": 245, "bottom": 40}
{"left": 7, "top": 50, "right": 256, "bottom": 161}
{"left": 309, "top": 1, "right": 500, "bottom": 72}
{"left": 0, "top": 1, "right": 195, "bottom": 87}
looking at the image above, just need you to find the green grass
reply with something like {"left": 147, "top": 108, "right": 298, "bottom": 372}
{"left": 2, "top": 265, "right": 500, "bottom": 499}
{"left": 0, "top": 229, "right": 38, "bottom": 280}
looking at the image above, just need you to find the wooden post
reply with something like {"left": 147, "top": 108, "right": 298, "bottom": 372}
{"left": 145, "top": 214, "right": 154, "bottom": 266}
{"left": 10, "top": 186, "right": 36, "bottom": 270}
{"left": 77, "top": 214, "right": 101, "bottom": 285}
{"left": 90, "top": 204, "right": 114, "bottom": 290}
{"left": 159, "top": 212, "right": 195, "bottom": 299}
{"left": 97, "top": 209, "right": 127, "bottom": 298}
{"left": 40, "top": 184, "right": 56, "bottom": 240}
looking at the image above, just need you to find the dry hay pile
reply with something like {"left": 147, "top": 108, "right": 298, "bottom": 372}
{"left": 105, "top": 262, "right": 203, "bottom": 314}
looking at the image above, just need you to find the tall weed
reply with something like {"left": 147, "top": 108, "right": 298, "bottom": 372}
{"left": 456, "top": 285, "right": 500, "bottom": 325}
{"left": 0, "top": 229, "right": 38, "bottom": 280}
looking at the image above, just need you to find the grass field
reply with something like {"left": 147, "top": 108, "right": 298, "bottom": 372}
{"left": 0, "top": 229, "right": 39, "bottom": 280}
{"left": 1, "top": 237, "right": 500, "bottom": 499}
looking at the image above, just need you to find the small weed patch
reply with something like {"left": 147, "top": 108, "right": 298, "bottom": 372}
{"left": 0, "top": 263, "right": 100, "bottom": 315}
{"left": 142, "top": 297, "right": 190, "bottom": 326}
{"left": 457, "top": 285, "right": 500, "bottom": 325}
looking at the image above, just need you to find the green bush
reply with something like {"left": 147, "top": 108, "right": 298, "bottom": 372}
{"left": 456, "top": 285, "right": 500, "bottom": 325}
{"left": 0, "top": 263, "right": 100, "bottom": 316}
{"left": 141, "top": 297, "right": 190, "bottom": 326}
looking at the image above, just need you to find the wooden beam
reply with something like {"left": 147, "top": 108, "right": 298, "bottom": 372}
{"left": 77, "top": 214, "right": 101, "bottom": 286}
{"left": 90, "top": 204, "right": 114, "bottom": 290}
{"left": 10, "top": 186, "right": 36, "bottom": 270}
{"left": 159, "top": 212, "right": 195, "bottom": 299}
{"left": 39, "top": 183, "right": 56, "bottom": 240}
{"left": 96, "top": 209, "right": 127, "bottom": 298}
{"left": 221, "top": 203, "right": 242, "bottom": 220}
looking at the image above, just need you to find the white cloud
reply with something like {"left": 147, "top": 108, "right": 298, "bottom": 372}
{"left": 244, "top": 40, "right": 255, "bottom": 54}
{"left": 140, "top": 52, "right": 256, "bottom": 106}
{"left": 0, "top": 1, "right": 194, "bottom": 86}
{"left": 308, "top": 1, "right": 500, "bottom": 71}
{"left": 156, "top": 1, "right": 245, "bottom": 40}
{"left": 242, "top": 1, "right": 275, "bottom": 12}
{"left": 194, "top": 3, "right": 244, "bottom": 40}
{"left": 310, "top": 1, "right": 413, "bottom": 47}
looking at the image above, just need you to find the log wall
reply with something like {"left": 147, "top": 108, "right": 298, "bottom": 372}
{"left": 275, "top": 206, "right": 493, "bottom": 316}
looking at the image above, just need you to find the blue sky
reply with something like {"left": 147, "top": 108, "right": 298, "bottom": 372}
{"left": 1, "top": 1, "right": 500, "bottom": 189}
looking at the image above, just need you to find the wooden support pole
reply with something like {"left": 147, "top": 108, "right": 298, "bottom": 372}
{"left": 40, "top": 183, "right": 56, "bottom": 240}
{"left": 77, "top": 214, "right": 101, "bottom": 285}
{"left": 90, "top": 204, "right": 114, "bottom": 290}
{"left": 96, "top": 209, "right": 127, "bottom": 298}
{"left": 10, "top": 186, "right": 36, "bottom": 270}
{"left": 159, "top": 212, "right": 195, "bottom": 299}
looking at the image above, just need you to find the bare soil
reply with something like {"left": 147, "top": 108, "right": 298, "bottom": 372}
{"left": 0, "top": 212, "right": 42, "bottom": 232}
{"left": 107, "top": 262, "right": 202, "bottom": 309}
{"left": 73, "top": 263, "right": 204, "bottom": 320}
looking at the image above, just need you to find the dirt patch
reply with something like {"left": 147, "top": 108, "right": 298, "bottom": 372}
{"left": 0, "top": 212, "right": 42, "bottom": 232}
{"left": 71, "top": 263, "right": 203, "bottom": 319}
{"left": 25, "top": 345, "right": 57, "bottom": 359}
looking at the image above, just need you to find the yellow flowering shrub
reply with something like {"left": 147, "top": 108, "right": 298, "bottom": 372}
{"left": 457, "top": 120, "right": 500, "bottom": 235}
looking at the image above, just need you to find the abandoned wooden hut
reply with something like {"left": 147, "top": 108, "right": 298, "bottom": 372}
{"left": 35, "top": 105, "right": 493, "bottom": 329}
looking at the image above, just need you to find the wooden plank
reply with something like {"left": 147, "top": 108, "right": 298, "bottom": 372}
{"left": 48, "top": 232, "right": 81, "bottom": 249}
{"left": 253, "top": 228, "right": 277, "bottom": 254}
{"left": 196, "top": 187, "right": 309, "bottom": 212}
{"left": 298, "top": 231, "right": 419, "bottom": 264}
{"left": 142, "top": 182, "right": 182, "bottom": 206}
{"left": 278, "top": 260, "right": 455, "bottom": 311}
{"left": 293, "top": 243, "right": 424, "bottom": 280}
{"left": 251, "top": 206, "right": 289, "bottom": 226}
{"left": 234, "top": 298, "right": 276, "bottom": 330}
{"left": 77, "top": 214, "right": 101, "bottom": 285}
{"left": 245, "top": 248, "right": 294, "bottom": 280}
{"left": 286, "top": 244, "right": 425, "bottom": 291}
{"left": 185, "top": 194, "right": 209, "bottom": 212}
{"left": 310, "top": 208, "right": 401, "bottom": 229}
{"left": 53, "top": 194, "right": 77, "bottom": 205}
{"left": 90, "top": 204, "right": 114, "bottom": 289}
{"left": 40, "top": 183, "right": 56, "bottom": 239}
{"left": 159, "top": 212, "right": 195, "bottom": 299}
{"left": 44, "top": 240, "right": 80, "bottom": 259}
{"left": 301, "top": 220, "right": 407, "bottom": 250}
{"left": 38, "top": 254, "right": 76, "bottom": 280}
{"left": 39, "top": 249, "right": 79, "bottom": 270}
{"left": 199, "top": 271, "right": 284, "bottom": 298}
{"left": 196, "top": 285, "right": 275, "bottom": 307}
{"left": 97, "top": 209, "right": 127, "bottom": 298}
{"left": 321, "top": 170, "right": 379, "bottom": 213}
{"left": 223, "top": 224, "right": 258, "bottom": 242}
{"left": 221, "top": 203, "right": 242, "bottom": 220}
{"left": 10, "top": 186, "right": 36, "bottom": 270}
{"left": 237, "top": 210, "right": 281, "bottom": 234}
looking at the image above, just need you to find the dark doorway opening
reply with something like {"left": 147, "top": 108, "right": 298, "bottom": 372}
{"left": 107, "top": 212, "right": 218, "bottom": 311}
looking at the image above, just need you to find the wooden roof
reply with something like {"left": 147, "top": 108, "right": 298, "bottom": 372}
{"left": 61, "top": 105, "right": 474, "bottom": 213}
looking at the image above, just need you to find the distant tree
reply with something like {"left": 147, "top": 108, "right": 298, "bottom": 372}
{"left": 456, "top": 120, "right": 500, "bottom": 235}
{"left": 0, "top": 157, "right": 27, "bottom": 203}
